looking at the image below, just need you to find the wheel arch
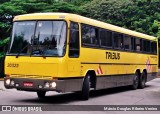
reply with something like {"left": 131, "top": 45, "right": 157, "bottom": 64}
{"left": 83, "top": 70, "right": 97, "bottom": 89}
{"left": 135, "top": 69, "right": 141, "bottom": 76}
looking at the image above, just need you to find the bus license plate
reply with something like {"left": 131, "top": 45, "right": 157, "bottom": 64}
{"left": 23, "top": 82, "right": 33, "bottom": 87}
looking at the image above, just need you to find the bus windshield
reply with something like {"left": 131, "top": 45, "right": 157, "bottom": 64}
{"left": 8, "top": 21, "right": 67, "bottom": 57}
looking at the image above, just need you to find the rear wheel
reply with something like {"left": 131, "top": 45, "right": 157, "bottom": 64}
{"left": 138, "top": 71, "right": 146, "bottom": 89}
{"left": 37, "top": 91, "right": 46, "bottom": 98}
{"left": 81, "top": 75, "right": 90, "bottom": 100}
{"left": 132, "top": 72, "right": 139, "bottom": 90}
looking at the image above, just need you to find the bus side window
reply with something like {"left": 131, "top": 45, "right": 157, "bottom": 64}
{"left": 90, "top": 27, "right": 98, "bottom": 45}
{"left": 135, "top": 38, "right": 142, "bottom": 52}
{"left": 69, "top": 22, "right": 80, "bottom": 57}
{"left": 82, "top": 24, "right": 99, "bottom": 46}
{"left": 151, "top": 41, "right": 157, "bottom": 54}
{"left": 143, "top": 40, "right": 150, "bottom": 52}
{"left": 124, "top": 35, "right": 131, "bottom": 50}
{"left": 113, "top": 32, "right": 123, "bottom": 49}
{"left": 99, "top": 29, "right": 112, "bottom": 48}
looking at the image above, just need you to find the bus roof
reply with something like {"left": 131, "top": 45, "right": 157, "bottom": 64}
{"left": 14, "top": 13, "right": 157, "bottom": 41}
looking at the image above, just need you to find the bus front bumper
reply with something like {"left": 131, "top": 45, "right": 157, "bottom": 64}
{"left": 4, "top": 77, "right": 83, "bottom": 93}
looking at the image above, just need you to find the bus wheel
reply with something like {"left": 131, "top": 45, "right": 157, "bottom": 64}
{"left": 37, "top": 91, "right": 46, "bottom": 98}
{"left": 139, "top": 71, "right": 146, "bottom": 89}
{"left": 132, "top": 72, "right": 139, "bottom": 90}
{"left": 81, "top": 75, "right": 90, "bottom": 100}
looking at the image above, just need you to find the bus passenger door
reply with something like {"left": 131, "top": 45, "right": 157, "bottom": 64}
{"left": 68, "top": 22, "right": 80, "bottom": 76}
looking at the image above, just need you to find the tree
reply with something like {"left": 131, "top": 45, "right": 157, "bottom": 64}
{"left": 1, "top": 0, "right": 160, "bottom": 38}
{"left": 82, "top": 0, "right": 133, "bottom": 25}
{"left": 82, "top": 0, "right": 160, "bottom": 36}
{"left": 0, "top": 0, "right": 83, "bottom": 39}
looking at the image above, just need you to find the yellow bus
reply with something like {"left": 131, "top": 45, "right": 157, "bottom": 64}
{"left": 4, "top": 13, "right": 158, "bottom": 100}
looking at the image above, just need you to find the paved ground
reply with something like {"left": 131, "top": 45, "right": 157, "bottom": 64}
{"left": 0, "top": 78, "right": 160, "bottom": 114}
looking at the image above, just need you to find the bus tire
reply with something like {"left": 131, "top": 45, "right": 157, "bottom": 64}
{"left": 37, "top": 91, "right": 46, "bottom": 98}
{"left": 132, "top": 72, "right": 139, "bottom": 90}
{"left": 139, "top": 71, "right": 146, "bottom": 89}
{"left": 81, "top": 75, "right": 90, "bottom": 100}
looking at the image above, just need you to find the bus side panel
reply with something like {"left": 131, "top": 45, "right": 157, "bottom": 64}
{"left": 96, "top": 74, "right": 133, "bottom": 90}
{"left": 81, "top": 47, "right": 158, "bottom": 90}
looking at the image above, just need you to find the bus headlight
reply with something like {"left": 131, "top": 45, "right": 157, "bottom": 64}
{"left": 44, "top": 82, "right": 50, "bottom": 88}
{"left": 6, "top": 79, "right": 11, "bottom": 85}
{"left": 51, "top": 82, "right": 56, "bottom": 88}
{"left": 11, "top": 80, "right": 15, "bottom": 86}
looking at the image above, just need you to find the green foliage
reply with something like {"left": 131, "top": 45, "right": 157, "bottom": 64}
{"left": 1, "top": 0, "right": 160, "bottom": 39}
{"left": 0, "top": 37, "right": 9, "bottom": 58}
{"left": 0, "top": 0, "right": 83, "bottom": 39}
{"left": 63, "top": 0, "right": 92, "bottom": 6}
{"left": 82, "top": 0, "right": 132, "bottom": 25}
{"left": 0, "top": 52, "right": 5, "bottom": 58}
{"left": 152, "top": 20, "right": 160, "bottom": 38}
{"left": 43, "top": 2, "right": 84, "bottom": 13}
{"left": 0, "top": 37, "right": 10, "bottom": 48}
{"left": 82, "top": 0, "right": 160, "bottom": 36}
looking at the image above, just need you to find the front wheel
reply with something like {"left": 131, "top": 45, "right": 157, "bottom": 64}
{"left": 81, "top": 75, "right": 90, "bottom": 100}
{"left": 37, "top": 91, "right": 46, "bottom": 98}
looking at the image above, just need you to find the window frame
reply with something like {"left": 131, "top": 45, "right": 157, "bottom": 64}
{"left": 80, "top": 23, "right": 157, "bottom": 55}
{"left": 81, "top": 24, "right": 99, "bottom": 47}
{"left": 7, "top": 20, "right": 68, "bottom": 57}
{"left": 151, "top": 41, "right": 157, "bottom": 54}
{"left": 68, "top": 21, "right": 80, "bottom": 58}
{"left": 142, "top": 39, "right": 151, "bottom": 53}
{"left": 124, "top": 35, "right": 132, "bottom": 51}
{"left": 99, "top": 28, "right": 113, "bottom": 49}
{"left": 113, "top": 32, "right": 124, "bottom": 50}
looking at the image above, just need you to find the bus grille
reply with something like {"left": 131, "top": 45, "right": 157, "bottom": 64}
{"left": 10, "top": 74, "right": 52, "bottom": 80}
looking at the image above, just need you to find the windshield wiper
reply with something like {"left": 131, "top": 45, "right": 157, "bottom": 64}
{"left": 16, "top": 44, "right": 32, "bottom": 58}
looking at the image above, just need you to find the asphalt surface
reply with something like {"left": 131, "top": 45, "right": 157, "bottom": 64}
{"left": 0, "top": 78, "right": 160, "bottom": 114}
